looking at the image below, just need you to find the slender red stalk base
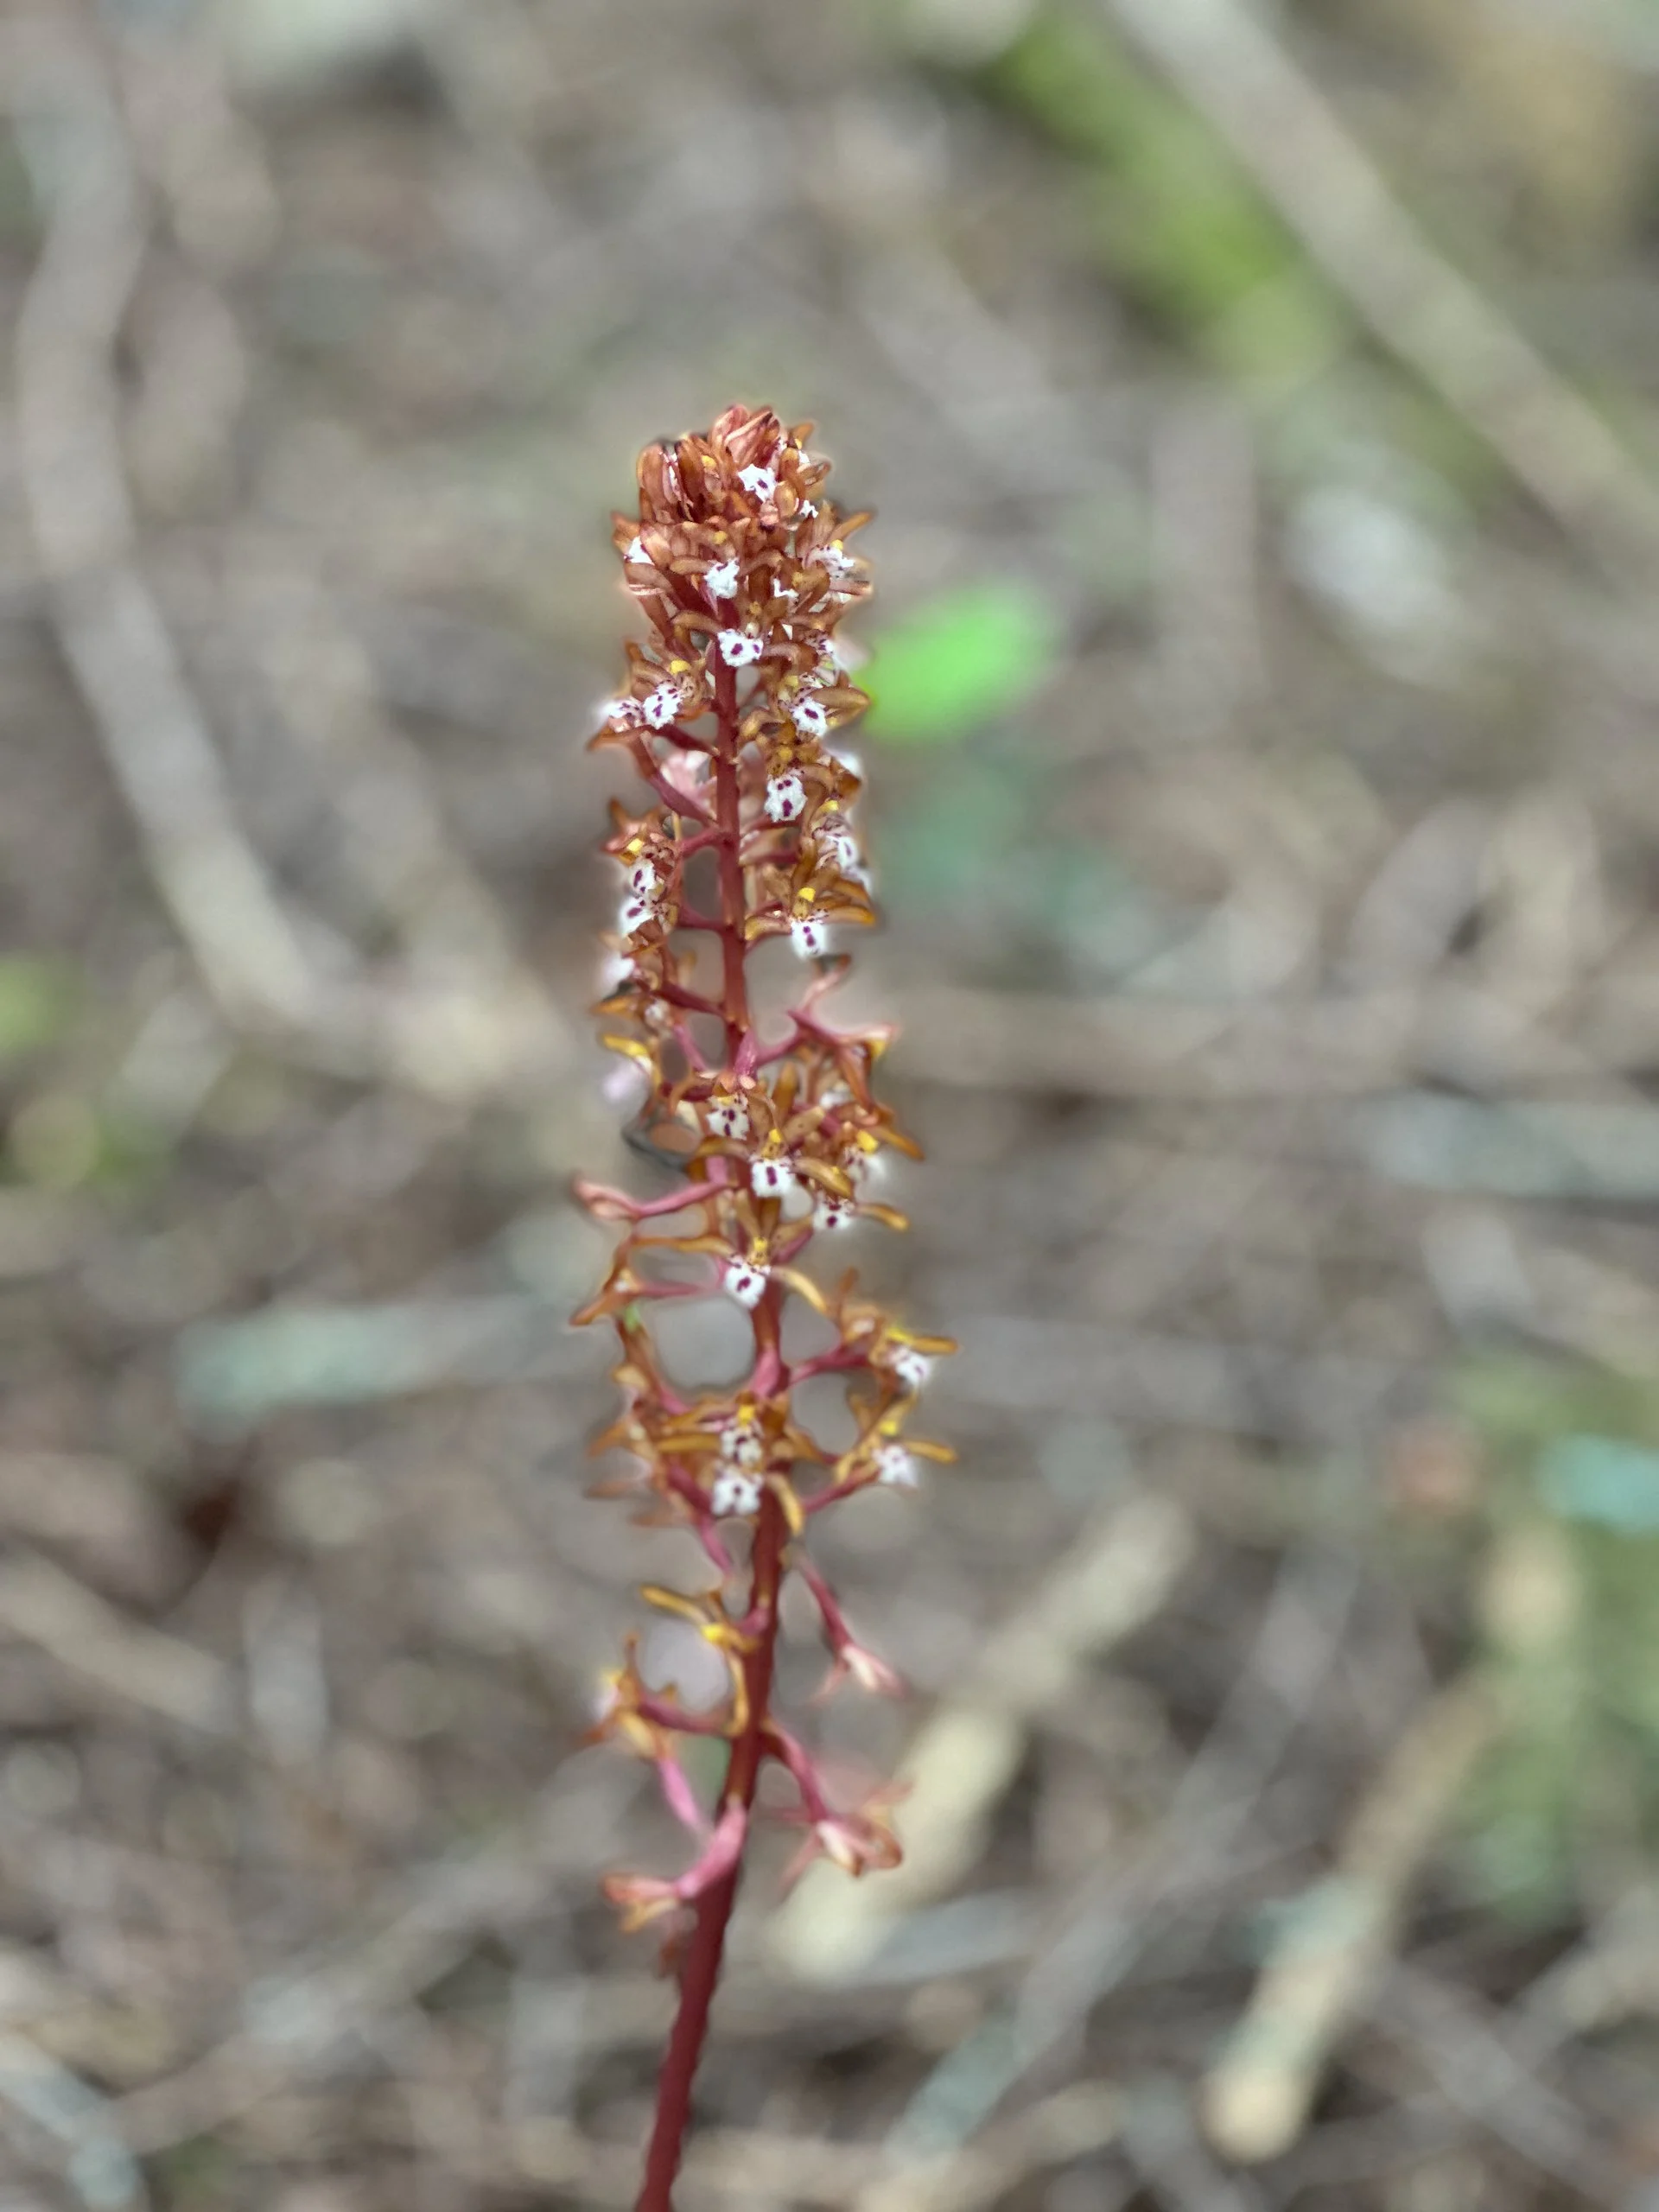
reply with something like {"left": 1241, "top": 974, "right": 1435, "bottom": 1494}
{"left": 634, "top": 656, "right": 782, "bottom": 2212}
{"left": 635, "top": 1493, "right": 786, "bottom": 2211}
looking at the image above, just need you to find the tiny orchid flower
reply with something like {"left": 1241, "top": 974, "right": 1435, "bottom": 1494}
{"left": 814, "top": 1192, "right": 855, "bottom": 1232}
{"left": 812, "top": 1808, "right": 901, "bottom": 1878}
{"left": 722, "top": 1255, "right": 770, "bottom": 1309}
{"left": 836, "top": 1640, "right": 905, "bottom": 1699}
{"left": 718, "top": 629, "right": 765, "bottom": 668}
{"left": 751, "top": 1154, "right": 798, "bottom": 1200}
{"left": 765, "top": 772, "right": 807, "bottom": 823}
{"left": 791, "top": 911, "right": 830, "bottom": 958}
{"left": 799, "top": 632, "right": 841, "bottom": 687}
{"left": 705, "top": 1095, "right": 750, "bottom": 1141}
{"left": 891, "top": 1345, "right": 933, "bottom": 1393}
{"left": 738, "top": 462, "right": 777, "bottom": 501}
{"left": 718, "top": 1414, "right": 766, "bottom": 1469}
{"left": 815, "top": 814, "right": 860, "bottom": 873}
{"left": 874, "top": 1440, "right": 918, "bottom": 1489}
{"left": 709, "top": 1468, "right": 764, "bottom": 1518}
{"left": 705, "top": 556, "right": 741, "bottom": 601}
{"left": 790, "top": 696, "right": 829, "bottom": 739}
{"left": 643, "top": 680, "right": 682, "bottom": 730}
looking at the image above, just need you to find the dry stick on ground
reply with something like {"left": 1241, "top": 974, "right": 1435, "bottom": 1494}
{"left": 1200, "top": 1669, "right": 1503, "bottom": 2163}
{"left": 9, "top": 29, "right": 318, "bottom": 1037}
{"left": 885, "top": 1540, "right": 1363, "bottom": 2164}
{"left": 0, "top": 2027, "right": 150, "bottom": 2212}
{"left": 893, "top": 973, "right": 1649, "bottom": 1102}
{"left": 111, "top": 1764, "right": 639, "bottom": 2156}
{"left": 1370, "top": 1966, "right": 1622, "bottom": 2201}
{"left": 7, "top": 26, "right": 574, "bottom": 1109}
{"left": 0, "top": 1551, "right": 233, "bottom": 1737}
{"left": 1099, "top": 0, "right": 1659, "bottom": 570}
{"left": 395, "top": 2082, "right": 1122, "bottom": 2210}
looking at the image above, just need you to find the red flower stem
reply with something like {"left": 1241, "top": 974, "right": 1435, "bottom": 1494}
{"left": 656, "top": 980, "right": 724, "bottom": 1019}
{"left": 634, "top": 1485, "right": 785, "bottom": 2212}
{"left": 712, "top": 660, "right": 749, "bottom": 1058}
{"left": 634, "top": 656, "right": 779, "bottom": 2212}
{"left": 628, "top": 738, "right": 716, "bottom": 823}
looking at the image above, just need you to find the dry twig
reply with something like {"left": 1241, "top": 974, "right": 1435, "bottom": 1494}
{"left": 1100, "top": 0, "right": 1659, "bottom": 566}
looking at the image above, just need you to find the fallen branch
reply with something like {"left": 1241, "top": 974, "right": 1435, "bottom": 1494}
{"left": 1200, "top": 1669, "right": 1502, "bottom": 2162}
{"left": 769, "top": 1494, "right": 1194, "bottom": 1984}
{"left": 1099, "top": 0, "right": 1659, "bottom": 568}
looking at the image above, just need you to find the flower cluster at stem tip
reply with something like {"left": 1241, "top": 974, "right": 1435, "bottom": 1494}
{"left": 574, "top": 404, "right": 954, "bottom": 1938}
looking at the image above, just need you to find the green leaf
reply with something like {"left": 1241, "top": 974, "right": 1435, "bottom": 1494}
{"left": 1539, "top": 1435, "right": 1659, "bottom": 1534}
{"left": 984, "top": 9, "right": 1342, "bottom": 378}
{"left": 861, "top": 582, "right": 1057, "bottom": 746}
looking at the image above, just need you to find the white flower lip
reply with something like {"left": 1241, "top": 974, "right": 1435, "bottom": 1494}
{"left": 816, "top": 817, "right": 859, "bottom": 872}
{"left": 790, "top": 698, "right": 829, "bottom": 739}
{"left": 709, "top": 1468, "right": 764, "bottom": 1518}
{"left": 750, "top": 1154, "right": 799, "bottom": 1199}
{"left": 874, "top": 1441, "right": 918, "bottom": 1489}
{"left": 707, "top": 1098, "right": 750, "bottom": 1141}
{"left": 718, "top": 630, "right": 764, "bottom": 668}
{"left": 765, "top": 772, "right": 807, "bottom": 824}
{"left": 891, "top": 1347, "right": 933, "bottom": 1392}
{"left": 791, "top": 915, "right": 830, "bottom": 958}
{"left": 643, "top": 682, "right": 681, "bottom": 729}
{"left": 722, "top": 1258, "right": 769, "bottom": 1309}
{"left": 738, "top": 464, "right": 777, "bottom": 500}
{"left": 719, "top": 1420, "right": 766, "bottom": 1469}
{"left": 705, "top": 556, "right": 741, "bottom": 601}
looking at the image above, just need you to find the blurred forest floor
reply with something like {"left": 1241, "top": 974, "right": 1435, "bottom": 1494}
{"left": 6, "top": 0, "right": 1659, "bottom": 2206}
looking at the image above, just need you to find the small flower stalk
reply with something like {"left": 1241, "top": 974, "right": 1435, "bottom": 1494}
{"left": 574, "top": 407, "right": 952, "bottom": 2209}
